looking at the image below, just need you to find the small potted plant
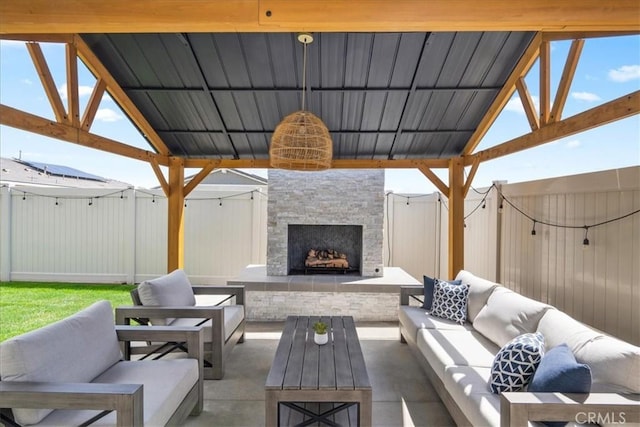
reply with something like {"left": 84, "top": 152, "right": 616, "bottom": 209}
{"left": 312, "top": 321, "right": 329, "bottom": 345}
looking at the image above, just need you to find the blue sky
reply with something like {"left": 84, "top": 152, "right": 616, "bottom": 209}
{"left": 1, "top": 35, "right": 638, "bottom": 193}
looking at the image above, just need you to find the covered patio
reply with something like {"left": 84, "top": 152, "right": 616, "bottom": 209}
{"left": 1, "top": 2, "right": 639, "bottom": 426}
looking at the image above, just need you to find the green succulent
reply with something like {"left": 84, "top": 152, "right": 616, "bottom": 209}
{"left": 312, "top": 321, "right": 328, "bottom": 335}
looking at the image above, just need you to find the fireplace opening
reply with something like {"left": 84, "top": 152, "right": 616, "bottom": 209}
{"left": 288, "top": 225, "right": 362, "bottom": 275}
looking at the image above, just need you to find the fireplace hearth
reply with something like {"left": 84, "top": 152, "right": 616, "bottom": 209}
{"left": 288, "top": 225, "right": 362, "bottom": 275}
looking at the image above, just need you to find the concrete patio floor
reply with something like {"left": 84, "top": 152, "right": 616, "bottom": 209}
{"left": 183, "top": 321, "right": 454, "bottom": 427}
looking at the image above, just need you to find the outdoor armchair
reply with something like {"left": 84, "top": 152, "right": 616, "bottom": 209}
{"left": 115, "top": 269, "right": 246, "bottom": 380}
{"left": 0, "top": 300, "right": 204, "bottom": 427}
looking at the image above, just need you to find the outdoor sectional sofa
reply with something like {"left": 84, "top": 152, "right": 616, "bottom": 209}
{"left": 0, "top": 300, "right": 204, "bottom": 427}
{"left": 399, "top": 270, "right": 640, "bottom": 427}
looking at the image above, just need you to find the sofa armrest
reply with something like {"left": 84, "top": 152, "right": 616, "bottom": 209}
{"left": 116, "top": 325, "right": 204, "bottom": 361}
{"left": 116, "top": 306, "right": 225, "bottom": 326}
{"left": 192, "top": 285, "right": 245, "bottom": 305}
{"left": 500, "top": 392, "right": 640, "bottom": 427}
{"left": 0, "top": 381, "right": 143, "bottom": 427}
{"left": 400, "top": 286, "right": 423, "bottom": 306}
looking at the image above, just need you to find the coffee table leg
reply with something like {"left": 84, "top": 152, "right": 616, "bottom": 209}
{"left": 360, "top": 389, "right": 373, "bottom": 427}
{"left": 265, "top": 391, "right": 278, "bottom": 427}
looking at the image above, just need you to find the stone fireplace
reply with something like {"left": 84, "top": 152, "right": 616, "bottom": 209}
{"left": 266, "top": 169, "right": 384, "bottom": 277}
{"left": 288, "top": 224, "right": 362, "bottom": 274}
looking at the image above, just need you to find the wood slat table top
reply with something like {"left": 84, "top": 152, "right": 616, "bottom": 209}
{"left": 265, "top": 315, "right": 371, "bottom": 392}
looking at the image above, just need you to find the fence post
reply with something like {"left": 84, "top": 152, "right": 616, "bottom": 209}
{"left": 125, "top": 188, "right": 136, "bottom": 284}
{"left": 0, "top": 186, "right": 11, "bottom": 281}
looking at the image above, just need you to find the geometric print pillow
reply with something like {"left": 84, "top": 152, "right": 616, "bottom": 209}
{"left": 490, "top": 332, "right": 545, "bottom": 394}
{"left": 430, "top": 280, "right": 470, "bottom": 325}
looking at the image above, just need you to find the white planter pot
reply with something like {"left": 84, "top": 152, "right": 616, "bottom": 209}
{"left": 314, "top": 332, "right": 329, "bottom": 345}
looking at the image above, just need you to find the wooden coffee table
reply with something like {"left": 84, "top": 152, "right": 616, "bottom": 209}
{"left": 265, "top": 315, "right": 372, "bottom": 427}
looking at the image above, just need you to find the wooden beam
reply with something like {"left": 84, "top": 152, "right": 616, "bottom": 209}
{"left": 463, "top": 156, "right": 480, "bottom": 198}
{"left": 463, "top": 32, "right": 542, "bottom": 155}
{"left": 515, "top": 77, "right": 540, "bottom": 131}
{"left": 182, "top": 158, "right": 450, "bottom": 169}
{"left": 65, "top": 43, "right": 80, "bottom": 127}
{"left": 417, "top": 165, "right": 449, "bottom": 195}
{"left": 475, "top": 91, "right": 640, "bottom": 163}
{"left": 1, "top": 1, "right": 639, "bottom": 33}
{"left": 184, "top": 162, "right": 217, "bottom": 197}
{"left": 448, "top": 157, "right": 465, "bottom": 279}
{"left": 150, "top": 157, "right": 169, "bottom": 196}
{"left": 72, "top": 35, "right": 171, "bottom": 157}
{"left": 0, "top": 104, "right": 165, "bottom": 164}
{"left": 550, "top": 39, "right": 585, "bottom": 123}
{"left": 540, "top": 41, "right": 551, "bottom": 126}
{"left": 81, "top": 78, "right": 106, "bottom": 131}
{"left": 26, "top": 42, "right": 67, "bottom": 123}
{"left": 542, "top": 30, "right": 640, "bottom": 42}
{"left": 167, "top": 157, "right": 185, "bottom": 272}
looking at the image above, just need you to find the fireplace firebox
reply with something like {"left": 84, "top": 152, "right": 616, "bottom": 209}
{"left": 288, "top": 225, "right": 362, "bottom": 275}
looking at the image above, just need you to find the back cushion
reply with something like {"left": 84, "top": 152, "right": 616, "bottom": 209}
{"left": 137, "top": 269, "right": 196, "bottom": 325}
{"left": 472, "top": 287, "right": 551, "bottom": 347}
{"left": 537, "top": 309, "right": 640, "bottom": 394}
{"left": 455, "top": 270, "right": 498, "bottom": 322}
{"left": 0, "top": 300, "right": 122, "bottom": 425}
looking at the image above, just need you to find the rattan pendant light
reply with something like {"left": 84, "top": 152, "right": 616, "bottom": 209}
{"left": 269, "top": 33, "right": 333, "bottom": 171}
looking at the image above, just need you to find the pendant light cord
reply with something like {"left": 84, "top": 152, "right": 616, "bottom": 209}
{"left": 301, "top": 40, "right": 307, "bottom": 111}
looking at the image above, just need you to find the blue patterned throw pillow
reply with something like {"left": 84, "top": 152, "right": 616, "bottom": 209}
{"left": 423, "top": 276, "right": 462, "bottom": 311}
{"left": 490, "top": 332, "right": 545, "bottom": 394}
{"left": 430, "top": 280, "right": 469, "bottom": 324}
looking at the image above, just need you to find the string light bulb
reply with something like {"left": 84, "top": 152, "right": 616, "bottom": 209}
{"left": 55, "top": 198, "right": 59, "bottom": 206}
{"left": 583, "top": 226, "right": 590, "bottom": 247}
{"left": 406, "top": 197, "right": 410, "bottom": 205}
{"left": 219, "top": 198, "right": 223, "bottom": 207}
{"left": 88, "top": 198, "right": 93, "bottom": 206}
{"left": 498, "top": 199, "right": 503, "bottom": 214}
{"left": 531, "top": 220, "right": 537, "bottom": 236}
{"left": 152, "top": 194, "right": 155, "bottom": 203}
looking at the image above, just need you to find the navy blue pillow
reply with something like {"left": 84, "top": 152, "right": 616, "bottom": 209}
{"left": 528, "top": 343, "right": 592, "bottom": 427}
{"left": 422, "top": 276, "right": 461, "bottom": 310}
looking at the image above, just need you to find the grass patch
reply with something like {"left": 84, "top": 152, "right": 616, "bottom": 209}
{"left": 0, "top": 282, "right": 136, "bottom": 341}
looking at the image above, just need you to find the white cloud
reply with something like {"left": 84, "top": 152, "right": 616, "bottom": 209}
{"left": 58, "top": 83, "right": 94, "bottom": 100}
{"left": 565, "top": 139, "right": 581, "bottom": 149}
{"left": 95, "top": 108, "right": 123, "bottom": 122}
{"left": 20, "top": 78, "right": 33, "bottom": 85}
{"left": 504, "top": 95, "right": 540, "bottom": 115}
{"left": 571, "top": 91, "right": 601, "bottom": 102}
{"left": 608, "top": 65, "right": 640, "bottom": 83}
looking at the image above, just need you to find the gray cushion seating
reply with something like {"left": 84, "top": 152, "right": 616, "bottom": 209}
{"left": 0, "top": 300, "right": 204, "bottom": 427}
{"left": 399, "top": 270, "right": 640, "bottom": 427}
{"left": 116, "top": 269, "right": 246, "bottom": 379}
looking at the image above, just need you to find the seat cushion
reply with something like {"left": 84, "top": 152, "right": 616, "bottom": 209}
{"left": 34, "top": 359, "right": 198, "bottom": 427}
{"left": 473, "top": 287, "right": 551, "bottom": 347}
{"left": 416, "top": 329, "right": 499, "bottom": 381}
{"left": 0, "top": 300, "right": 122, "bottom": 426}
{"left": 171, "top": 305, "right": 245, "bottom": 342}
{"left": 399, "top": 306, "right": 473, "bottom": 343}
{"left": 444, "top": 365, "right": 501, "bottom": 427}
{"left": 138, "top": 269, "right": 196, "bottom": 325}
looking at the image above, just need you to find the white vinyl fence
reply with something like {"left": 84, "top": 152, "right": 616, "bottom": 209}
{"left": 1, "top": 166, "right": 638, "bottom": 343}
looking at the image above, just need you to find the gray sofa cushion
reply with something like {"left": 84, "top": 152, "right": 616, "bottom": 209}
{"left": 455, "top": 270, "right": 499, "bottom": 322}
{"left": 0, "top": 300, "right": 122, "bottom": 425}
{"left": 416, "top": 329, "right": 499, "bottom": 381}
{"left": 399, "top": 306, "right": 473, "bottom": 343}
{"left": 472, "top": 287, "right": 551, "bottom": 347}
{"left": 138, "top": 269, "right": 197, "bottom": 325}
{"left": 35, "top": 359, "right": 198, "bottom": 427}
{"left": 444, "top": 365, "right": 500, "bottom": 427}
{"left": 537, "top": 309, "right": 640, "bottom": 394}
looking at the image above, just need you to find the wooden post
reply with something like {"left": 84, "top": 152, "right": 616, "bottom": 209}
{"left": 448, "top": 157, "right": 465, "bottom": 279}
{"left": 167, "top": 157, "right": 185, "bottom": 272}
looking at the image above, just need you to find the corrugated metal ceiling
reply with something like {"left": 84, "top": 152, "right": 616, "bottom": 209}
{"left": 81, "top": 32, "right": 536, "bottom": 160}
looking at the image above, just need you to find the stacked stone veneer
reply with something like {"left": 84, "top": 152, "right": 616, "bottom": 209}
{"left": 266, "top": 169, "right": 385, "bottom": 276}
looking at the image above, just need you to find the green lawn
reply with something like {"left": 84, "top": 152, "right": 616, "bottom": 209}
{"left": 0, "top": 282, "right": 136, "bottom": 341}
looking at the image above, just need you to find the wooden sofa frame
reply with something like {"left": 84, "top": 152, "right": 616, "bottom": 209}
{"left": 116, "top": 285, "right": 245, "bottom": 380}
{"left": 399, "top": 286, "right": 639, "bottom": 427}
{"left": 0, "top": 325, "right": 204, "bottom": 427}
